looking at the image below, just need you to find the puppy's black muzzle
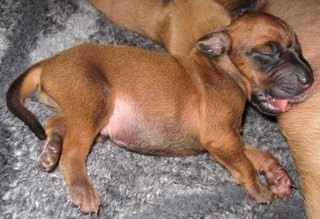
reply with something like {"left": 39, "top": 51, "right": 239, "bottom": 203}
{"left": 252, "top": 48, "right": 313, "bottom": 116}
{"left": 268, "top": 49, "right": 313, "bottom": 98}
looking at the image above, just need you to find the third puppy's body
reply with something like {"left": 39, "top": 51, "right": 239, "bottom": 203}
{"left": 92, "top": 0, "right": 231, "bottom": 56}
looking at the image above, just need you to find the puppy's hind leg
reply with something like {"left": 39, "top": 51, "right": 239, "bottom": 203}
{"left": 244, "top": 145, "right": 294, "bottom": 200}
{"left": 59, "top": 121, "right": 100, "bottom": 214}
{"left": 38, "top": 114, "right": 66, "bottom": 172}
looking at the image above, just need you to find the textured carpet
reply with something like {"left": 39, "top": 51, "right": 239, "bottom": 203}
{"left": 0, "top": 0, "right": 304, "bottom": 218}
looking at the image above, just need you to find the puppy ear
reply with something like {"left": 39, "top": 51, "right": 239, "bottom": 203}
{"left": 196, "top": 31, "right": 232, "bottom": 57}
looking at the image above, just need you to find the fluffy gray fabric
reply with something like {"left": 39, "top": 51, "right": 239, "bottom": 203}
{"left": 0, "top": 0, "right": 304, "bottom": 218}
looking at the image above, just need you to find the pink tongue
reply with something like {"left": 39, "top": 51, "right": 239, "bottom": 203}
{"left": 276, "top": 99, "right": 289, "bottom": 112}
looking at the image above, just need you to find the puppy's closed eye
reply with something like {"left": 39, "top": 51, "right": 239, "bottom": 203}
{"left": 250, "top": 50, "right": 278, "bottom": 71}
{"left": 249, "top": 42, "right": 281, "bottom": 72}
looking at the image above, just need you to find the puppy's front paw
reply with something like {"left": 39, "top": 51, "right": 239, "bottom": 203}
{"left": 262, "top": 165, "right": 293, "bottom": 200}
{"left": 38, "top": 135, "right": 62, "bottom": 171}
{"left": 69, "top": 181, "right": 100, "bottom": 214}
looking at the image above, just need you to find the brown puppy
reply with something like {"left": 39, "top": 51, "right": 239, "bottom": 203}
{"left": 234, "top": 0, "right": 320, "bottom": 218}
{"left": 7, "top": 11, "right": 311, "bottom": 216}
{"left": 7, "top": 12, "right": 311, "bottom": 213}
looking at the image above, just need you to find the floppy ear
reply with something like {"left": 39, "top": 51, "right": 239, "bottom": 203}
{"left": 196, "top": 31, "right": 232, "bottom": 57}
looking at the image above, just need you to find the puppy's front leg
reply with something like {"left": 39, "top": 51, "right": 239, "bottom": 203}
{"left": 59, "top": 124, "right": 100, "bottom": 214}
{"left": 204, "top": 132, "right": 274, "bottom": 204}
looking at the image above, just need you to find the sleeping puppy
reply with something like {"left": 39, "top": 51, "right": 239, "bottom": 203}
{"left": 6, "top": 12, "right": 311, "bottom": 214}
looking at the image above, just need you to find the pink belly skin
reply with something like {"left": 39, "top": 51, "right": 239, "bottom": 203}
{"left": 99, "top": 97, "right": 204, "bottom": 156}
{"left": 100, "top": 98, "right": 142, "bottom": 146}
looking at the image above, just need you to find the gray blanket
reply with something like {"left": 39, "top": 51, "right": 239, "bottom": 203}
{"left": 0, "top": 0, "right": 304, "bottom": 218}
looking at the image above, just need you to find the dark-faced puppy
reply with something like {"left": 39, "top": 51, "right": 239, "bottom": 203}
{"left": 6, "top": 13, "right": 311, "bottom": 214}
{"left": 7, "top": 12, "right": 310, "bottom": 213}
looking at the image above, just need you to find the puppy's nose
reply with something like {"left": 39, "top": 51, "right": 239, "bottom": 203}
{"left": 299, "top": 77, "right": 308, "bottom": 86}
{"left": 298, "top": 74, "right": 313, "bottom": 89}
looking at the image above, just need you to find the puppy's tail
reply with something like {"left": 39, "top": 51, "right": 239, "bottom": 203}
{"left": 6, "top": 63, "right": 46, "bottom": 140}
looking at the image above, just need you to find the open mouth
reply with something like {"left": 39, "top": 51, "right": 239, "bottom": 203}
{"left": 264, "top": 95, "right": 290, "bottom": 114}
{"left": 251, "top": 89, "right": 310, "bottom": 116}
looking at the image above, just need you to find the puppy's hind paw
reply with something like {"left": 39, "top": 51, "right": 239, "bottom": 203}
{"left": 38, "top": 135, "right": 62, "bottom": 172}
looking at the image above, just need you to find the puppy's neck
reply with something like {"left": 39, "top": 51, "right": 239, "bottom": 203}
{"left": 214, "top": 55, "right": 252, "bottom": 99}
{"left": 191, "top": 51, "right": 250, "bottom": 99}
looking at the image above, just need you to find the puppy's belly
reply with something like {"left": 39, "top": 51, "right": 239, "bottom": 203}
{"left": 101, "top": 98, "right": 204, "bottom": 156}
